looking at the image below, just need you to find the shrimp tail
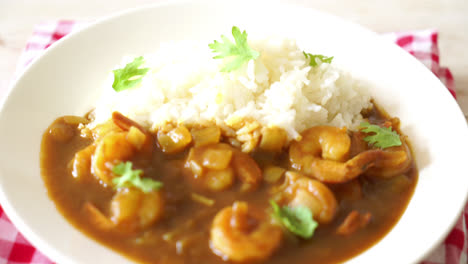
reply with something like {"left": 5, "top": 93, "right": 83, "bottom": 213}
{"left": 365, "top": 145, "right": 412, "bottom": 178}
{"left": 112, "top": 112, "right": 146, "bottom": 132}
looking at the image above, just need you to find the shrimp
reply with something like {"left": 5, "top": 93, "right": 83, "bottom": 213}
{"left": 289, "top": 126, "right": 382, "bottom": 183}
{"left": 70, "top": 144, "right": 96, "bottom": 180}
{"left": 110, "top": 188, "right": 164, "bottom": 233}
{"left": 231, "top": 151, "right": 262, "bottom": 191}
{"left": 273, "top": 171, "right": 337, "bottom": 224}
{"left": 186, "top": 143, "right": 262, "bottom": 192}
{"left": 91, "top": 132, "right": 138, "bottom": 184}
{"left": 210, "top": 201, "right": 283, "bottom": 262}
{"left": 85, "top": 119, "right": 122, "bottom": 141}
{"left": 84, "top": 188, "right": 164, "bottom": 233}
{"left": 348, "top": 121, "right": 412, "bottom": 178}
{"left": 91, "top": 112, "right": 154, "bottom": 184}
{"left": 364, "top": 137, "right": 412, "bottom": 178}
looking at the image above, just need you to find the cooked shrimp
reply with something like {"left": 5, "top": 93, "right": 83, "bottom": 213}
{"left": 85, "top": 119, "right": 122, "bottom": 141}
{"left": 186, "top": 143, "right": 262, "bottom": 192}
{"left": 273, "top": 171, "right": 338, "bottom": 224}
{"left": 348, "top": 121, "right": 412, "bottom": 178}
{"left": 91, "top": 132, "right": 139, "bottom": 184}
{"left": 83, "top": 188, "right": 164, "bottom": 233}
{"left": 91, "top": 113, "right": 153, "bottom": 184}
{"left": 210, "top": 201, "right": 282, "bottom": 262}
{"left": 70, "top": 144, "right": 96, "bottom": 180}
{"left": 112, "top": 112, "right": 145, "bottom": 132}
{"left": 231, "top": 150, "right": 262, "bottom": 191}
{"left": 289, "top": 126, "right": 382, "bottom": 183}
{"left": 110, "top": 188, "right": 164, "bottom": 233}
{"left": 82, "top": 112, "right": 135, "bottom": 141}
{"left": 186, "top": 143, "right": 235, "bottom": 191}
{"left": 364, "top": 137, "right": 412, "bottom": 178}
{"left": 112, "top": 112, "right": 153, "bottom": 155}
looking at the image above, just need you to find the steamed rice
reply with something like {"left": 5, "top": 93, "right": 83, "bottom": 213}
{"left": 87, "top": 37, "right": 371, "bottom": 151}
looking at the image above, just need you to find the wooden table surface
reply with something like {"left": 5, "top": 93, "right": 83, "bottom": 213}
{"left": 1, "top": 0, "right": 467, "bottom": 118}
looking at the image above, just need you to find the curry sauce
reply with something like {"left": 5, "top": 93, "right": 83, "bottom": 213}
{"left": 40, "top": 106, "right": 417, "bottom": 264}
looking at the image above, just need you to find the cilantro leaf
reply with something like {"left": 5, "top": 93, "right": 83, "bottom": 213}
{"left": 112, "top": 161, "right": 163, "bottom": 193}
{"left": 359, "top": 122, "right": 402, "bottom": 149}
{"left": 209, "top": 26, "right": 260, "bottom": 72}
{"left": 270, "top": 200, "right": 318, "bottom": 239}
{"left": 112, "top": 56, "right": 150, "bottom": 92}
{"left": 303, "top": 52, "right": 333, "bottom": 67}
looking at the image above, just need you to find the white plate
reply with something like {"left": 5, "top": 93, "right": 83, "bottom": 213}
{"left": 1, "top": 1, "right": 467, "bottom": 263}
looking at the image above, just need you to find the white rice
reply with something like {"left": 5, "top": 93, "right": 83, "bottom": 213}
{"left": 88, "top": 37, "right": 371, "bottom": 143}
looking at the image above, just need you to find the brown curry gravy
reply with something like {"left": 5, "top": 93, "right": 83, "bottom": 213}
{"left": 40, "top": 106, "right": 417, "bottom": 264}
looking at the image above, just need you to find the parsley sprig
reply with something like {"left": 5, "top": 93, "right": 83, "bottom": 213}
{"left": 112, "top": 161, "right": 163, "bottom": 193}
{"left": 303, "top": 52, "right": 333, "bottom": 67}
{"left": 112, "top": 56, "right": 150, "bottom": 92}
{"left": 270, "top": 200, "right": 318, "bottom": 239}
{"left": 360, "top": 122, "right": 402, "bottom": 149}
{"left": 209, "top": 26, "right": 260, "bottom": 72}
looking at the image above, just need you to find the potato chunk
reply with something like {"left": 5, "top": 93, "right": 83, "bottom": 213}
{"left": 204, "top": 168, "right": 235, "bottom": 191}
{"left": 201, "top": 147, "right": 233, "bottom": 170}
{"left": 191, "top": 126, "right": 221, "bottom": 147}
{"left": 158, "top": 125, "right": 192, "bottom": 154}
{"left": 259, "top": 127, "right": 287, "bottom": 152}
{"left": 263, "top": 165, "right": 285, "bottom": 184}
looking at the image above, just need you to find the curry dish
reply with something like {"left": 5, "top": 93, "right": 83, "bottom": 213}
{"left": 40, "top": 105, "right": 417, "bottom": 264}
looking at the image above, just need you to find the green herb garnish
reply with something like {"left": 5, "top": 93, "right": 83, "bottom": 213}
{"left": 209, "top": 26, "right": 260, "bottom": 72}
{"left": 112, "top": 161, "right": 163, "bottom": 193}
{"left": 303, "top": 52, "right": 333, "bottom": 67}
{"left": 360, "top": 122, "right": 402, "bottom": 149}
{"left": 112, "top": 56, "right": 150, "bottom": 92}
{"left": 270, "top": 200, "right": 318, "bottom": 239}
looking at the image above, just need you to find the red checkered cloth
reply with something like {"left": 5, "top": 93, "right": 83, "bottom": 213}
{"left": 1, "top": 21, "right": 463, "bottom": 264}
